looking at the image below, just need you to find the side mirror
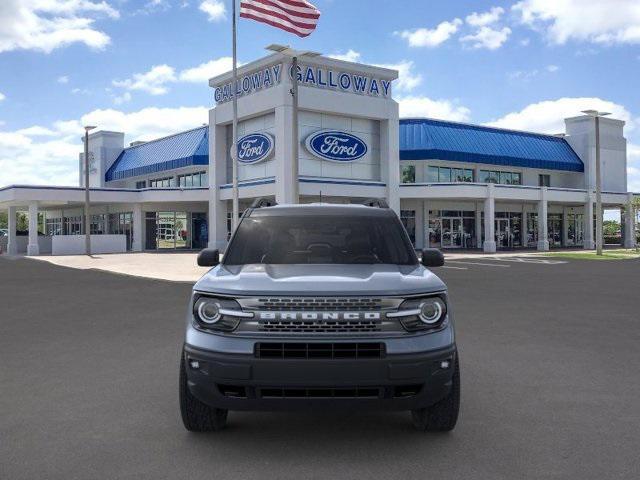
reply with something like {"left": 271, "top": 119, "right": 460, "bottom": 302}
{"left": 421, "top": 248, "right": 445, "bottom": 267}
{"left": 197, "top": 248, "right": 220, "bottom": 267}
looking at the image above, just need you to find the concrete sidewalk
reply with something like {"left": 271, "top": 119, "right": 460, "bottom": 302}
{"left": 27, "top": 252, "right": 208, "bottom": 282}
{"left": 20, "top": 249, "right": 564, "bottom": 283}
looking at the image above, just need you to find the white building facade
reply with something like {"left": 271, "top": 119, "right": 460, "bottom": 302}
{"left": 1, "top": 53, "right": 637, "bottom": 255}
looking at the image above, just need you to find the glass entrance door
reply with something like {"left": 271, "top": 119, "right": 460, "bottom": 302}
{"left": 567, "top": 214, "right": 584, "bottom": 246}
{"left": 441, "top": 218, "right": 463, "bottom": 248}
{"left": 495, "top": 218, "right": 513, "bottom": 249}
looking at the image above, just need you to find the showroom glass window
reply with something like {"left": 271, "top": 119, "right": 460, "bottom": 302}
{"left": 480, "top": 170, "right": 522, "bottom": 185}
{"left": 401, "top": 165, "right": 416, "bottom": 184}
{"left": 428, "top": 166, "right": 473, "bottom": 183}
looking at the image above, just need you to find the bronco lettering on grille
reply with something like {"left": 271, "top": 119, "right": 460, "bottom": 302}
{"left": 258, "top": 312, "right": 381, "bottom": 321}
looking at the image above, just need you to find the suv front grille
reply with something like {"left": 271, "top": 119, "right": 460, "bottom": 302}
{"left": 254, "top": 297, "right": 382, "bottom": 311}
{"left": 255, "top": 342, "right": 385, "bottom": 359}
{"left": 259, "top": 319, "right": 381, "bottom": 333}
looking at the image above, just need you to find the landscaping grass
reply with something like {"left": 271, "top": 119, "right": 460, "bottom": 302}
{"left": 545, "top": 249, "right": 640, "bottom": 260}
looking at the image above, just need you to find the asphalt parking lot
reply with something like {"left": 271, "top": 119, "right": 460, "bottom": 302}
{"left": 1, "top": 255, "right": 639, "bottom": 480}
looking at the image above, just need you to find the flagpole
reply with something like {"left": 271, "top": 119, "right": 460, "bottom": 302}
{"left": 291, "top": 55, "right": 299, "bottom": 204}
{"left": 231, "top": 0, "right": 240, "bottom": 230}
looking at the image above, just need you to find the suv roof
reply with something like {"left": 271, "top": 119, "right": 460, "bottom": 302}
{"left": 247, "top": 203, "right": 396, "bottom": 218}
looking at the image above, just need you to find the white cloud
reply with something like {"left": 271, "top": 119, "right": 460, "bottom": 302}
{"left": 326, "top": 53, "right": 422, "bottom": 93}
{"left": 112, "top": 57, "right": 235, "bottom": 97}
{"left": 328, "top": 50, "right": 362, "bottom": 63}
{"left": 113, "top": 91, "right": 132, "bottom": 105}
{"left": 508, "top": 69, "right": 539, "bottom": 81}
{"left": 513, "top": 0, "right": 640, "bottom": 45}
{"left": 179, "top": 57, "right": 234, "bottom": 82}
{"left": 486, "top": 97, "right": 635, "bottom": 134}
{"left": 373, "top": 60, "right": 422, "bottom": 93}
{"left": 199, "top": 0, "right": 226, "bottom": 22}
{"left": 16, "top": 126, "right": 57, "bottom": 136}
{"left": 520, "top": 38, "right": 531, "bottom": 46}
{"left": 466, "top": 6, "right": 504, "bottom": 27}
{"left": 113, "top": 64, "right": 177, "bottom": 95}
{"left": 0, "top": 92, "right": 5, "bottom": 102}
{"left": 508, "top": 65, "right": 560, "bottom": 81}
{"left": 135, "top": 0, "right": 171, "bottom": 15}
{"left": 461, "top": 26, "right": 511, "bottom": 50}
{"left": 398, "top": 96, "right": 471, "bottom": 122}
{"left": 396, "top": 19, "right": 463, "bottom": 48}
{"left": 0, "top": 106, "right": 209, "bottom": 187}
{"left": 0, "top": 0, "right": 119, "bottom": 54}
{"left": 57, "top": 75, "right": 69, "bottom": 84}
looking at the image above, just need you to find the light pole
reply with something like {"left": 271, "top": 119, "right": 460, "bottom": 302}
{"left": 581, "top": 110, "right": 610, "bottom": 256}
{"left": 266, "top": 44, "right": 320, "bottom": 204}
{"left": 83, "top": 125, "right": 96, "bottom": 255}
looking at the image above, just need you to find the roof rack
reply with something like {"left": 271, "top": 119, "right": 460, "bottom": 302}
{"left": 362, "top": 198, "right": 389, "bottom": 209}
{"left": 250, "top": 197, "right": 277, "bottom": 209}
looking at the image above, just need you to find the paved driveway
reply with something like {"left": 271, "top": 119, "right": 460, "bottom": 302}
{"left": 1, "top": 256, "right": 639, "bottom": 480}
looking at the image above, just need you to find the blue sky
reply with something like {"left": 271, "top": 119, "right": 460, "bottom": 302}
{"left": 1, "top": 0, "right": 639, "bottom": 195}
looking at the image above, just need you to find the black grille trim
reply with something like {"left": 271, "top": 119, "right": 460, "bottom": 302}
{"left": 258, "top": 319, "right": 381, "bottom": 333}
{"left": 255, "top": 342, "right": 385, "bottom": 359}
{"left": 255, "top": 298, "right": 383, "bottom": 311}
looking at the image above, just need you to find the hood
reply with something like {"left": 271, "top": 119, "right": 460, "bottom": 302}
{"left": 194, "top": 264, "right": 447, "bottom": 296}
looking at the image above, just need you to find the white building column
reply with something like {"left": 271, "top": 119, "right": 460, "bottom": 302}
{"left": 209, "top": 115, "right": 230, "bottom": 251}
{"left": 274, "top": 104, "right": 295, "bottom": 205}
{"left": 562, "top": 207, "right": 569, "bottom": 246}
{"left": 624, "top": 193, "right": 637, "bottom": 248}
{"left": 584, "top": 195, "right": 595, "bottom": 249}
{"left": 414, "top": 201, "right": 424, "bottom": 250}
{"left": 381, "top": 118, "right": 400, "bottom": 214}
{"left": 132, "top": 204, "right": 143, "bottom": 252}
{"left": 537, "top": 187, "right": 549, "bottom": 251}
{"left": 422, "top": 200, "right": 429, "bottom": 248}
{"left": 483, "top": 185, "right": 496, "bottom": 253}
{"left": 475, "top": 202, "right": 483, "bottom": 249}
{"left": 27, "top": 203, "right": 40, "bottom": 256}
{"left": 7, "top": 206, "right": 18, "bottom": 255}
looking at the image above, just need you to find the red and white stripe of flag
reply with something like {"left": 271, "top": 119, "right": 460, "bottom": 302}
{"left": 240, "top": 0, "right": 321, "bottom": 38}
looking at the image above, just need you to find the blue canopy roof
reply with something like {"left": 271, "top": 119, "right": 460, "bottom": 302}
{"left": 399, "top": 118, "right": 583, "bottom": 172}
{"left": 105, "top": 126, "right": 209, "bottom": 181}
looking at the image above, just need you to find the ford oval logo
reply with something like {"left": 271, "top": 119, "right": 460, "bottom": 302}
{"left": 305, "top": 130, "right": 368, "bottom": 162}
{"left": 234, "top": 133, "right": 274, "bottom": 164}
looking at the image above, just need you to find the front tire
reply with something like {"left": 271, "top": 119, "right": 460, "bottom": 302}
{"left": 179, "top": 353, "right": 228, "bottom": 432}
{"left": 411, "top": 357, "right": 460, "bottom": 432}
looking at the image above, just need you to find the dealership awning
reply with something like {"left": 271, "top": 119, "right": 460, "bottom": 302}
{"left": 105, "top": 126, "right": 209, "bottom": 181}
{"left": 399, "top": 118, "right": 584, "bottom": 172}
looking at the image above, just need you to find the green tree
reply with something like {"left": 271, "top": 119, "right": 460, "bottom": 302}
{"left": 17, "top": 213, "right": 28, "bottom": 232}
{"left": 0, "top": 211, "right": 6, "bottom": 230}
{"left": 603, "top": 220, "right": 620, "bottom": 237}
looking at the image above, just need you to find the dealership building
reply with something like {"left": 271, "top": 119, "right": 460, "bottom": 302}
{"left": 0, "top": 53, "right": 637, "bottom": 256}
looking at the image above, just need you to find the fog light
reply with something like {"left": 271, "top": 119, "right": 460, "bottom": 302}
{"left": 440, "top": 360, "right": 451, "bottom": 369}
{"left": 189, "top": 360, "right": 200, "bottom": 370}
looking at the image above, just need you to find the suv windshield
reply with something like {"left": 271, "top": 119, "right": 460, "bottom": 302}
{"left": 223, "top": 214, "right": 417, "bottom": 265}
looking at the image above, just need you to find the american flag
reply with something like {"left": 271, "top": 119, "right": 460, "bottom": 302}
{"left": 240, "top": 0, "right": 321, "bottom": 38}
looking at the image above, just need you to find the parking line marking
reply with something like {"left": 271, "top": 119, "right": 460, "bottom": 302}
{"left": 443, "top": 265, "right": 468, "bottom": 270}
{"left": 447, "top": 261, "right": 510, "bottom": 268}
{"left": 489, "top": 257, "right": 568, "bottom": 265}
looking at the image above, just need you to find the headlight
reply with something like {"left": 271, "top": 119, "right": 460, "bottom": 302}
{"left": 418, "top": 298, "right": 446, "bottom": 325}
{"left": 387, "top": 295, "right": 447, "bottom": 331}
{"left": 192, "top": 295, "right": 252, "bottom": 332}
{"left": 196, "top": 298, "right": 221, "bottom": 324}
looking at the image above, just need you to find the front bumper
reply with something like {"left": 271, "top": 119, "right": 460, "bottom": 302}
{"left": 183, "top": 339, "right": 457, "bottom": 411}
